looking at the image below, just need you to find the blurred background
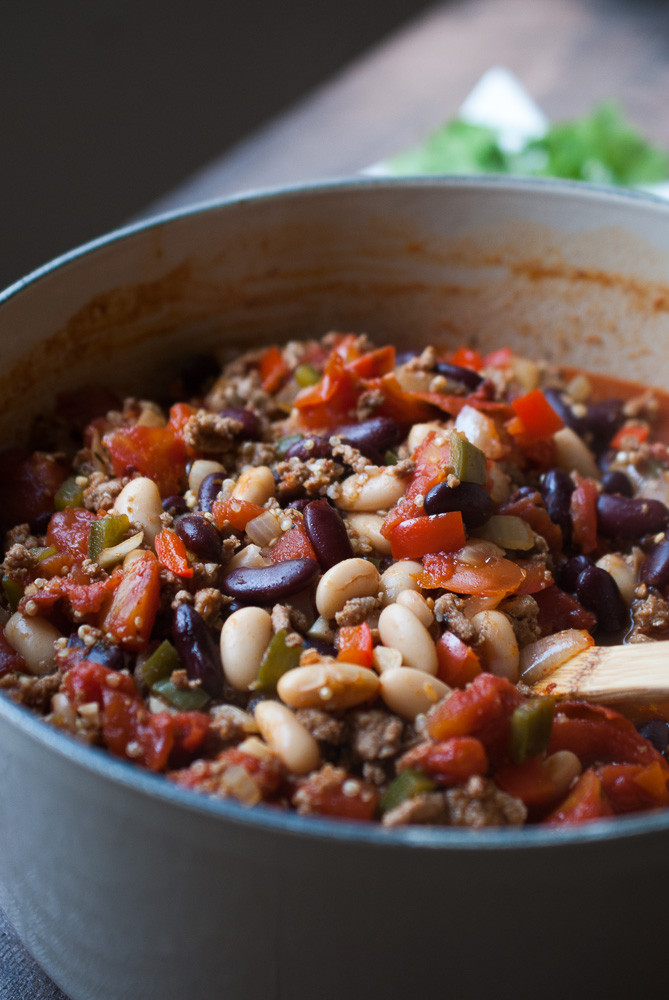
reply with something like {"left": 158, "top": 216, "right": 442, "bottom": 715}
{"left": 1, "top": 0, "right": 430, "bottom": 290}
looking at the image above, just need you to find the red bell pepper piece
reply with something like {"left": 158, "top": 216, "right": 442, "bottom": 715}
{"left": 388, "top": 511, "right": 465, "bottom": 560}
{"left": 345, "top": 345, "right": 396, "bottom": 378}
{"left": 397, "top": 736, "right": 488, "bottom": 786}
{"left": 293, "top": 352, "right": 361, "bottom": 431}
{"left": 544, "top": 769, "right": 613, "bottom": 825}
{"left": 381, "top": 430, "right": 451, "bottom": 538}
{"left": 337, "top": 623, "right": 373, "bottom": 668}
{"left": 259, "top": 345, "right": 290, "bottom": 393}
{"left": 421, "top": 551, "right": 526, "bottom": 598}
{"left": 610, "top": 422, "right": 649, "bottom": 451}
{"left": 508, "top": 389, "right": 564, "bottom": 442}
{"left": 448, "top": 347, "right": 483, "bottom": 370}
{"left": 155, "top": 528, "right": 193, "bottom": 579}
{"left": 101, "top": 551, "right": 161, "bottom": 651}
{"left": 436, "top": 631, "right": 482, "bottom": 687}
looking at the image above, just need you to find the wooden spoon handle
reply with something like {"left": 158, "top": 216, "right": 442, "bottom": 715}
{"left": 531, "top": 640, "right": 669, "bottom": 704}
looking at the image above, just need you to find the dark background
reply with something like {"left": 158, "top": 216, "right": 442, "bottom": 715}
{"left": 1, "top": 0, "right": 431, "bottom": 290}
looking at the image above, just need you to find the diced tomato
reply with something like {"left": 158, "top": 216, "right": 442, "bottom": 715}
{"left": 597, "top": 762, "right": 669, "bottom": 814}
{"left": 101, "top": 688, "right": 175, "bottom": 771}
{"left": 426, "top": 672, "right": 523, "bottom": 764}
{"left": 534, "top": 586, "right": 597, "bottom": 635}
{"left": 170, "top": 746, "right": 286, "bottom": 798}
{"left": 102, "top": 425, "right": 188, "bottom": 497}
{"left": 497, "top": 490, "right": 563, "bottom": 554}
{"left": 295, "top": 770, "right": 379, "bottom": 821}
{"left": 483, "top": 347, "right": 513, "bottom": 368}
{"left": 155, "top": 529, "right": 193, "bottom": 578}
{"left": 514, "top": 559, "right": 554, "bottom": 594}
{"left": 259, "top": 345, "right": 290, "bottom": 393}
{"left": 548, "top": 701, "right": 669, "bottom": 770}
{"left": 211, "top": 498, "right": 266, "bottom": 531}
{"left": 0, "top": 448, "right": 68, "bottom": 530}
{"left": 388, "top": 511, "right": 465, "bottom": 560}
{"left": 544, "top": 769, "right": 613, "bottom": 825}
{"left": 63, "top": 660, "right": 136, "bottom": 707}
{"left": 337, "top": 623, "right": 373, "bottom": 668}
{"left": 18, "top": 569, "right": 121, "bottom": 620}
{"left": 345, "top": 345, "right": 396, "bottom": 379}
{"left": 397, "top": 736, "right": 488, "bottom": 786}
{"left": 570, "top": 478, "right": 599, "bottom": 554}
{"left": 421, "top": 551, "right": 526, "bottom": 598}
{"left": 0, "top": 629, "right": 26, "bottom": 677}
{"left": 47, "top": 507, "right": 96, "bottom": 561}
{"left": 293, "top": 352, "right": 361, "bottom": 431}
{"left": 448, "top": 347, "right": 483, "bottom": 370}
{"left": 270, "top": 523, "right": 317, "bottom": 563}
{"left": 101, "top": 551, "right": 161, "bottom": 651}
{"left": 381, "top": 430, "right": 450, "bottom": 538}
{"left": 436, "top": 631, "right": 482, "bottom": 687}
{"left": 494, "top": 756, "right": 558, "bottom": 808}
{"left": 367, "top": 372, "right": 442, "bottom": 427}
{"left": 167, "top": 402, "right": 199, "bottom": 445}
{"left": 508, "top": 389, "right": 564, "bottom": 442}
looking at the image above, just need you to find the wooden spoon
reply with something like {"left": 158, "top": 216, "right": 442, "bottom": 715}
{"left": 530, "top": 641, "right": 669, "bottom": 705}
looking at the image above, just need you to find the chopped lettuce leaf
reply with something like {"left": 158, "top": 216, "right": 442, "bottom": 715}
{"left": 383, "top": 102, "right": 669, "bottom": 188}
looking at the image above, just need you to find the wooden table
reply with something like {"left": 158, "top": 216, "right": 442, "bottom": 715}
{"left": 4, "top": 0, "right": 669, "bottom": 995}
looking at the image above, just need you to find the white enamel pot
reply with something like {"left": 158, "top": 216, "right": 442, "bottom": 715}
{"left": 1, "top": 179, "right": 669, "bottom": 1000}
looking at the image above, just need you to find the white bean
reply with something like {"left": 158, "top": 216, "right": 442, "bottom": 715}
{"left": 4, "top": 612, "right": 61, "bottom": 675}
{"left": 337, "top": 468, "right": 407, "bottom": 512}
{"left": 220, "top": 607, "right": 273, "bottom": 690}
{"left": 188, "top": 459, "right": 225, "bottom": 496}
{"left": 408, "top": 421, "right": 444, "bottom": 454}
{"left": 277, "top": 660, "right": 380, "bottom": 710}
{"left": 315, "top": 558, "right": 380, "bottom": 620}
{"left": 232, "top": 466, "right": 275, "bottom": 505}
{"left": 379, "top": 560, "right": 423, "bottom": 605}
{"left": 345, "top": 513, "right": 392, "bottom": 555}
{"left": 544, "top": 750, "right": 582, "bottom": 798}
{"left": 396, "top": 589, "right": 434, "bottom": 627}
{"left": 379, "top": 668, "right": 450, "bottom": 721}
{"left": 377, "top": 604, "right": 438, "bottom": 675}
{"left": 471, "top": 610, "right": 519, "bottom": 682}
{"left": 113, "top": 476, "right": 163, "bottom": 545}
{"left": 254, "top": 702, "right": 320, "bottom": 775}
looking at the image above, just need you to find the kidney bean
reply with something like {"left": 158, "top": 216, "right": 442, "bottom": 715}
{"left": 219, "top": 406, "right": 261, "bottom": 440}
{"left": 198, "top": 471, "right": 225, "bottom": 513}
{"left": 180, "top": 353, "right": 220, "bottom": 394}
{"left": 637, "top": 719, "right": 669, "bottom": 754}
{"left": 66, "top": 633, "right": 125, "bottom": 671}
{"left": 334, "top": 417, "right": 402, "bottom": 461}
{"left": 596, "top": 493, "right": 669, "bottom": 538}
{"left": 172, "top": 604, "right": 223, "bottom": 698}
{"left": 176, "top": 513, "right": 222, "bottom": 562}
{"left": 433, "top": 361, "right": 483, "bottom": 391}
{"left": 220, "top": 558, "right": 319, "bottom": 602}
{"left": 303, "top": 498, "right": 354, "bottom": 569}
{"left": 162, "top": 494, "right": 189, "bottom": 516}
{"left": 396, "top": 349, "right": 420, "bottom": 365}
{"left": 424, "top": 480, "right": 494, "bottom": 528}
{"left": 303, "top": 635, "right": 337, "bottom": 658}
{"left": 582, "top": 399, "right": 624, "bottom": 453}
{"left": 541, "top": 468, "right": 574, "bottom": 536}
{"left": 640, "top": 539, "right": 669, "bottom": 588}
{"left": 543, "top": 388, "right": 584, "bottom": 435}
{"left": 558, "top": 554, "right": 594, "bottom": 592}
{"left": 600, "top": 470, "right": 634, "bottom": 497}
{"left": 575, "top": 564, "right": 628, "bottom": 632}
{"left": 284, "top": 436, "right": 333, "bottom": 462}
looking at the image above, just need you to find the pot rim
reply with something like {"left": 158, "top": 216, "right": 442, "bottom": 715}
{"left": 3, "top": 174, "right": 669, "bottom": 853}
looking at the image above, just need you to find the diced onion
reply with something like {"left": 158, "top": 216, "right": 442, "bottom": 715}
{"left": 455, "top": 405, "right": 504, "bottom": 459}
{"left": 475, "top": 515, "right": 535, "bottom": 551}
{"left": 97, "top": 531, "right": 144, "bottom": 570}
{"left": 246, "top": 510, "right": 282, "bottom": 547}
{"left": 519, "top": 629, "right": 594, "bottom": 685}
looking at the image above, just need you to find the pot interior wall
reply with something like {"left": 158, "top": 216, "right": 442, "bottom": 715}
{"left": 1, "top": 181, "right": 669, "bottom": 442}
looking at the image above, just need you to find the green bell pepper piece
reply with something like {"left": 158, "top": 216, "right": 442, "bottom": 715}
{"left": 294, "top": 363, "right": 321, "bottom": 387}
{"left": 54, "top": 477, "right": 84, "bottom": 511}
{"left": 88, "top": 514, "right": 130, "bottom": 561}
{"left": 2, "top": 577, "right": 22, "bottom": 612}
{"left": 255, "top": 629, "right": 302, "bottom": 694}
{"left": 449, "top": 430, "right": 487, "bottom": 485}
{"left": 141, "top": 639, "right": 182, "bottom": 687}
{"left": 151, "top": 678, "right": 210, "bottom": 711}
{"left": 509, "top": 697, "right": 556, "bottom": 764}
{"left": 380, "top": 769, "right": 437, "bottom": 814}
